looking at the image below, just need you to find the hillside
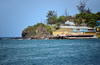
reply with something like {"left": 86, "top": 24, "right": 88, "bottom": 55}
{"left": 22, "top": 23, "right": 56, "bottom": 39}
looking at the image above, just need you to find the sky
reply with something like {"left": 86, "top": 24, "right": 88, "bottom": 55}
{"left": 0, "top": 0, "right": 100, "bottom": 37}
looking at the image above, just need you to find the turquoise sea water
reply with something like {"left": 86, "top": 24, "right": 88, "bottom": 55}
{"left": 0, "top": 39, "right": 100, "bottom": 65}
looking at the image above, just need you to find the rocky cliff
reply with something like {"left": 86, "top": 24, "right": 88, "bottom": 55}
{"left": 22, "top": 23, "right": 55, "bottom": 39}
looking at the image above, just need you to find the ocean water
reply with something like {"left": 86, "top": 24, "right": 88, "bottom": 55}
{"left": 0, "top": 39, "right": 100, "bottom": 65}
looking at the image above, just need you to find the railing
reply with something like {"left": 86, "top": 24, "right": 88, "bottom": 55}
{"left": 60, "top": 26, "right": 93, "bottom": 29}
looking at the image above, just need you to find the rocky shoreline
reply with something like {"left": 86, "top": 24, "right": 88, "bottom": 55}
{"left": 10, "top": 36, "right": 99, "bottom": 40}
{"left": 0, "top": 36, "right": 99, "bottom": 40}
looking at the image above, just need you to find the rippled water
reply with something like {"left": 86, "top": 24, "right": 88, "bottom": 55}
{"left": 0, "top": 39, "right": 100, "bottom": 65}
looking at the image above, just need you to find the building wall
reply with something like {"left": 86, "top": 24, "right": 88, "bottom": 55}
{"left": 53, "top": 27, "right": 96, "bottom": 36}
{"left": 60, "top": 26, "right": 93, "bottom": 29}
{"left": 53, "top": 31, "right": 68, "bottom": 36}
{"left": 73, "top": 29, "right": 96, "bottom": 32}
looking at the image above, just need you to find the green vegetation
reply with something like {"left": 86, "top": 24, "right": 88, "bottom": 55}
{"left": 46, "top": 11, "right": 57, "bottom": 24}
{"left": 57, "top": 16, "right": 66, "bottom": 24}
{"left": 46, "top": 11, "right": 100, "bottom": 27}
{"left": 46, "top": 0, "right": 100, "bottom": 27}
{"left": 22, "top": 0, "right": 100, "bottom": 38}
{"left": 22, "top": 23, "right": 57, "bottom": 38}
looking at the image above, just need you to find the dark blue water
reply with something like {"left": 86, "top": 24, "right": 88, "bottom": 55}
{"left": 0, "top": 39, "right": 100, "bottom": 65}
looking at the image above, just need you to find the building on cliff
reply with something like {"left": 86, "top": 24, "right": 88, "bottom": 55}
{"left": 53, "top": 21, "right": 97, "bottom": 38}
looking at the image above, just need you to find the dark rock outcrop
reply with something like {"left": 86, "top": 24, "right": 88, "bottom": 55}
{"left": 22, "top": 23, "right": 51, "bottom": 39}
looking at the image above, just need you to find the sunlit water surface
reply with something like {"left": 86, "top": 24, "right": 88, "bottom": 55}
{"left": 0, "top": 39, "right": 100, "bottom": 65}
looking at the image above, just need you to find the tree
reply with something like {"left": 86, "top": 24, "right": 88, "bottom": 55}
{"left": 75, "top": 17, "right": 82, "bottom": 26}
{"left": 57, "top": 16, "right": 66, "bottom": 24}
{"left": 86, "top": 8, "right": 92, "bottom": 14}
{"left": 87, "top": 19, "right": 96, "bottom": 27}
{"left": 68, "top": 16, "right": 76, "bottom": 21}
{"left": 55, "top": 23, "right": 61, "bottom": 30}
{"left": 46, "top": 11, "right": 57, "bottom": 24}
{"left": 85, "top": 13, "right": 97, "bottom": 23}
{"left": 47, "top": 16, "right": 57, "bottom": 24}
{"left": 77, "top": 0, "right": 87, "bottom": 13}
{"left": 96, "top": 12, "right": 100, "bottom": 20}
{"left": 75, "top": 12, "right": 86, "bottom": 25}
{"left": 76, "top": 12, "right": 86, "bottom": 19}
{"left": 77, "top": 0, "right": 92, "bottom": 14}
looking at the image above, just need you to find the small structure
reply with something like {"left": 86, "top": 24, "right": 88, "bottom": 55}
{"left": 65, "top": 21, "right": 76, "bottom": 26}
{"left": 80, "top": 21, "right": 87, "bottom": 26}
